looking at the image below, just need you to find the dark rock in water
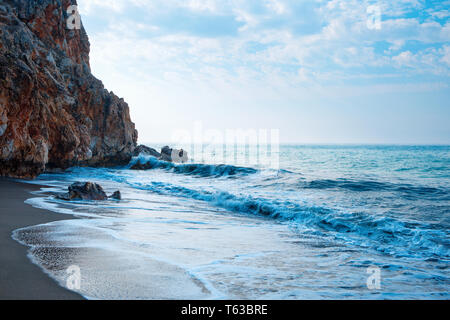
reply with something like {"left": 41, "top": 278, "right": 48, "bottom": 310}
{"left": 160, "top": 146, "right": 173, "bottom": 162}
{"left": 57, "top": 182, "right": 120, "bottom": 201}
{"left": 68, "top": 182, "right": 107, "bottom": 201}
{"left": 130, "top": 146, "right": 189, "bottom": 169}
{"left": 109, "top": 191, "right": 121, "bottom": 200}
{"left": 130, "top": 160, "right": 152, "bottom": 170}
{"left": 159, "top": 146, "right": 188, "bottom": 163}
{"left": 132, "top": 145, "right": 161, "bottom": 158}
{"left": 0, "top": 0, "right": 138, "bottom": 179}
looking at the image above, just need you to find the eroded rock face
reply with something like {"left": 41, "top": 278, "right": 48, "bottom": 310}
{"left": 0, "top": 0, "right": 138, "bottom": 178}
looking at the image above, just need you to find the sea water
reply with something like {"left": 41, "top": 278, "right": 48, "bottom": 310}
{"left": 13, "top": 145, "right": 449, "bottom": 299}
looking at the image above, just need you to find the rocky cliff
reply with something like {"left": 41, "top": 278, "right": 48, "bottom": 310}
{"left": 0, "top": 0, "right": 138, "bottom": 178}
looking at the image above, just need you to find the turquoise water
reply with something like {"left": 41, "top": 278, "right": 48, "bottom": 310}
{"left": 15, "top": 145, "right": 449, "bottom": 299}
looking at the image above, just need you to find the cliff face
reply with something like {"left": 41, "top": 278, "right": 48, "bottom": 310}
{"left": 0, "top": 0, "right": 138, "bottom": 178}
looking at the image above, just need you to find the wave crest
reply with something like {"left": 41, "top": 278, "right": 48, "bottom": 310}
{"left": 129, "top": 155, "right": 257, "bottom": 178}
{"left": 301, "top": 178, "right": 449, "bottom": 200}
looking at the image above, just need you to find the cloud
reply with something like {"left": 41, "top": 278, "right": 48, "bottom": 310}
{"left": 78, "top": 0, "right": 130, "bottom": 14}
{"left": 70, "top": 0, "right": 450, "bottom": 145}
{"left": 78, "top": 0, "right": 450, "bottom": 90}
{"left": 393, "top": 51, "right": 415, "bottom": 66}
{"left": 441, "top": 45, "right": 450, "bottom": 66}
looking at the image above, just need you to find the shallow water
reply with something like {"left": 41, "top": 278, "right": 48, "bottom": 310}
{"left": 14, "top": 145, "right": 450, "bottom": 299}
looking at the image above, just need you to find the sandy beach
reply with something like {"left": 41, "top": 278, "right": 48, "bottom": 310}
{"left": 0, "top": 178, "right": 83, "bottom": 300}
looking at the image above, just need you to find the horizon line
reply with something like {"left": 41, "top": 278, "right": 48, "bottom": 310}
{"left": 140, "top": 141, "right": 450, "bottom": 146}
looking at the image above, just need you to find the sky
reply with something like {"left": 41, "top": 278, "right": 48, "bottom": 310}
{"left": 76, "top": 0, "right": 450, "bottom": 144}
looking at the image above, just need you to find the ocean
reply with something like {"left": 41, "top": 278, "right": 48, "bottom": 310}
{"left": 13, "top": 145, "right": 450, "bottom": 299}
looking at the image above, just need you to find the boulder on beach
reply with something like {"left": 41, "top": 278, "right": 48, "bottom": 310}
{"left": 57, "top": 182, "right": 120, "bottom": 201}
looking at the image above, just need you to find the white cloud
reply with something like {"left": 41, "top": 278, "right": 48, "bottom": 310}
{"left": 78, "top": 0, "right": 130, "bottom": 14}
{"left": 72, "top": 0, "right": 450, "bottom": 144}
{"left": 428, "top": 9, "right": 450, "bottom": 19}
{"left": 81, "top": 0, "right": 450, "bottom": 94}
{"left": 265, "top": 0, "right": 286, "bottom": 15}
{"left": 393, "top": 51, "right": 415, "bottom": 67}
{"left": 181, "top": 0, "right": 219, "bottom": 12}
{"left": 441, "top": 45, "right": 450, "bottom": 66}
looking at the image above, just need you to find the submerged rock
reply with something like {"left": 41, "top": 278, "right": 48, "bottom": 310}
{"left": 130, "top": 160, "right": 152, "bottom": 170}
{"left": 109, "top": 190, "right": 121, "bottom": 200}
{"left": 0, "top": 1, "right": 138, "bottom": 179}
{"left": 57, "top": 182, "right": 120, "bottom": 201}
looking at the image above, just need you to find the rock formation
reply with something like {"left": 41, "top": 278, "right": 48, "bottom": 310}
{"left": 57, "top": 181, "right": 120, "bottom": 201}
{"left": 109, "top": 190, "right": 121, "bottom": 200}
{"left": 0, "top": 0, "right": 138, "bottom": 178}
{"left": 130, "top": 145, "right": 189, "bottom": 170}
{"left": 160, "top": 146, "right": 174, "bottom": 162}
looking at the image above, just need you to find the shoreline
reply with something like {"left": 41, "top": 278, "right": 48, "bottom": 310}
{"left": 0, "top": 178, "right": 84, "bottom": 300}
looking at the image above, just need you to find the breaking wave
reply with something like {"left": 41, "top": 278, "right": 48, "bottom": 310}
{"left": 128, "top": 155, "right": 257, "bottom": 178}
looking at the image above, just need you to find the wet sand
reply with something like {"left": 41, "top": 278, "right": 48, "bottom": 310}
{"left": 0, "top": 178, "right": 84, "bottom": 299}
